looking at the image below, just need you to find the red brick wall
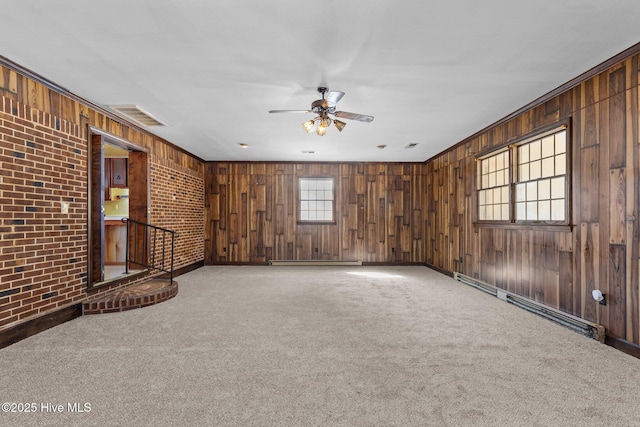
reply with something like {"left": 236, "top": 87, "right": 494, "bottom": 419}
{"left": 0, "top": 97, "right": 88, "bottom": 327}
{"left": 150, "top": 155, "right": 204, "bottom": 269}
{"left": 0, "top": 65, "right": 205, "bottom": 330}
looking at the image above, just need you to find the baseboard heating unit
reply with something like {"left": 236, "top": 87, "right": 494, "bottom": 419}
{"left": 453, "top": 272, "right": 605, "bottom": 343}
{"left": 269, "top": 260, "right": 362, "bottom": 266}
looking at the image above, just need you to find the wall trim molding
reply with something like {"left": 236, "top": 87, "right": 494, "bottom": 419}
{"left": 605, "top": 335, "right": 640, "bottom": 360}
{"left": 156, "top": 260, "right": 205, "bottom": 279}
{"left": 424, "top": 263, "right": 455, "bottom": 277}
{"left": 175, "top": 260, "right": 205, "bottom": 276}
{"left": 0, "top": 304, "right": 82, "bottom": 349}
{"left": 270, "top": 260, "right": 362, "bottom": 266}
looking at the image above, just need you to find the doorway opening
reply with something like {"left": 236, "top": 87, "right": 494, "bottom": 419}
{"left": 88, "top": 128, "right": 149, "bottom": 289}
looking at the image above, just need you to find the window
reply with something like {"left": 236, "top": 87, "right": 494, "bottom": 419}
{"left": 476, "top": 125, "right": 568, "bottom": 224}
{"left": 478, "top": 150, "right": 510, "bottom": 221}
{"left": 515, "top": 130, "right": 566, "bottom": 221}
{"left": 299, "top": 177, "right": 335, "bottom": 222}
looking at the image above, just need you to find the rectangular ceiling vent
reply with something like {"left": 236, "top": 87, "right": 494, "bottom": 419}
{"left": 109, "top": 105, "right": 167, "bottom": 127}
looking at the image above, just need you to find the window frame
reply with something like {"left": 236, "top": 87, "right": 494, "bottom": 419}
{"left": 297, "top": 176, "right": 337, "bottom": 225}
{"left": 477, "top": 148, "right": 511, "bottom": 224}
{"left": 474, "top": 121, "right": 571, "bottom": 229}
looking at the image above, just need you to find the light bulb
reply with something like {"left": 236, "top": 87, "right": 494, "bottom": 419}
{"left": 321, "top": 116, "right": 332, "bottom": 127}
{"left": 301, "top": 119, "right": 315, "bottom": 133}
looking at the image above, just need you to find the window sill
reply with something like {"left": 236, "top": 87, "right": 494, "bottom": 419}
{"left": 473, "top": 221, "right": 573, "bottom": 232}
{"left": 297, "top": 221, "right": 337, "bottom": 226}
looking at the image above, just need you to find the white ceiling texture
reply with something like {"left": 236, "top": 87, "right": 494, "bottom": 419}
{"left": 3, "top": 1, "right": 640, "bottom": 162}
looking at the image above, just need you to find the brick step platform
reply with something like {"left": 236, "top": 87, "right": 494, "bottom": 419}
{"left": 83, "top": 279, "right": 178, "bottom": 315}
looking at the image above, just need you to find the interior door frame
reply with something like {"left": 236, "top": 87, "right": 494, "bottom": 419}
{"left": 89, "top": 133, "right": 105, "bottom": 285}
{"left": 87, "top": 127, "right": 149, "bottom": 290}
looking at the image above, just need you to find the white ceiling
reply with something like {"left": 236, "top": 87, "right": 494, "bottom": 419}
{"left": 3, "top": 0, "right": 640, "bottom": 162}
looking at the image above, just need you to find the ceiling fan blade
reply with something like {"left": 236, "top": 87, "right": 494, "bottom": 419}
{"left": 268, "top": 109, "right": 312, "bottom": 114}
{"left": 334, "top": 111, "right": 374, "bottom": 122}
{"left": 325, "top": 91, "right": 345, "bottom": 106}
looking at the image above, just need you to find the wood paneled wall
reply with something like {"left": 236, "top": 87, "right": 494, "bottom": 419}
{"left": 425, "top": 53, "right": 640, "bottom": 345}
{"left": 205, "top": 162, "right": 426, "bottom": 264}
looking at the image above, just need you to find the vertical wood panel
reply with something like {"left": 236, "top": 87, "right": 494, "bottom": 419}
{"left": 580, "top": 223, "right": 599, "bottom": 322}
{"left": 609, "top": 168, "right": 626, "bottom": 244}
{"left": 580, "top": 146, "right": 599, "bottom": 222}
{"left": 204, "top": 162, "right": 425, "bottom": 264}
{"left": 559, "top": 250, "right": 573, "bottom": 313}
{"left": 609, "top": 245, "right": 627, "bottom": 338}
{"left": 609, "top": 67, "right": 626, "bottom": 168}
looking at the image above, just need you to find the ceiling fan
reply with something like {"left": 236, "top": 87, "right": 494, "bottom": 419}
{"left": 269, "top": 87, "right": 374, "bottom": 136}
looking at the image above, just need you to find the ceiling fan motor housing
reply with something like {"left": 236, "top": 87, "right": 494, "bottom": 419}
{"left": 269, "top": 86, "right": 373, "bottom": 124}
{"left": 311, "top": 99, "right": 329, "bottom": 113}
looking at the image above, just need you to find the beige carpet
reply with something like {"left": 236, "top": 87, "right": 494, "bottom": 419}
{"left": 1, "top": 266, "right": 640, "bottom": 426}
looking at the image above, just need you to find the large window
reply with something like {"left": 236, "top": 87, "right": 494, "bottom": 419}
{"left": 476, "top": 125, "right": 569, "bottom": 224}
{"left": 299, "top": 177, "right": 335, "bottom": 222}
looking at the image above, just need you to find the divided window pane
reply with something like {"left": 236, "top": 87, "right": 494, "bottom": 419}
{"left": 299, "top": 178, "right": 335, "bottom": 222}
{"left": 477, "top": 150, "right": 509, "bottom": 221}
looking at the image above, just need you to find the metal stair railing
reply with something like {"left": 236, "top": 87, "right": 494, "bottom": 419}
{"left": 122, "top": 218, "right": 176, "bottom": 284}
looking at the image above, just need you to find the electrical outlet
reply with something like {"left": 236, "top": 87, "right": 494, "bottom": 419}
{"left": 61, "top": 202, "right": 69, "bottom": 214}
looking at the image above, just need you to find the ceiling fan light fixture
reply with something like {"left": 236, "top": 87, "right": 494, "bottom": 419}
{"left": 320, "top": 116, "right": 332, "bottom": 127}
{"left": 270, "top": 87, "right": 374, "bottom": 136}
{"left": 301, "top": 119, "right": 316, "bottom": 133}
